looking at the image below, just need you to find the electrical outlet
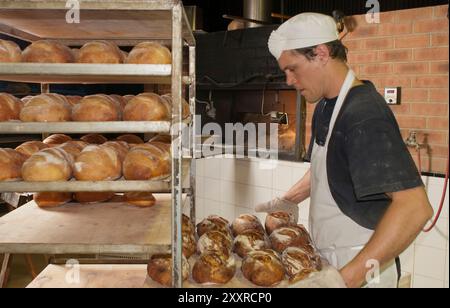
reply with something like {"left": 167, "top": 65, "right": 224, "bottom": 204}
{"left": 385, "top": 87, "right": 401, "bottom": 105}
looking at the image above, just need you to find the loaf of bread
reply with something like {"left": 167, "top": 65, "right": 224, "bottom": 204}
{"left": 149, "top": 134, "right": 171, "bottom": 144}
{"left": 43, "top": 134, "right": 72, "bottom": 146}
{"left": 0, "top": 39, "right": 22, "bottom": 62}
{"left": 123, "top": 143, "right": 170, "bottom": 180}
{"left": 109, "top": 94, "right": 127, "bottom": 112}
{"left": 241, "top": 249, "right": 285, "bottom": 287}
{"left": 231, "top": 214, "right": 265, "bottom": 237}
{"left": 79, "top": 133, "right": 108, "bottom": 145}
{"left": 20, "top": 94, "right": 72, "bottom": 122}
{"left": 147, "top": 254, "right": 189, "bottom": 287}
{"left": 34, "top": 192, "right": 72, "bottom": 208}
{"left": 15, "top": 141, "right": 49, "bottom": 157}
{"left": 0, "top": 148, "right": 27, "bottom": 181}
{"left": 72, "top": 94, "right": 120, "bottom": 122}
{"left": 233, "top": 229, "right": 271, "bottom": 258}
{"left": 269, "top": 226, "right": 314, "bottom": 254}
{"left": 116, "top": 134, "right": 144, "bottom": 144}
{"left": 73, "top": 192, "right": 115, "bottom": 204}
{"left": 183, "top": 214, "right": 195, "bottom": 235}
{"left": 77, "top": 41, "right": 124, "bottom": 64}
{"left": 123, "top": 93, "right": 170, "bottom": 121}
{"left": 65, "top": 95, "right": 83, "bottom": 106}
{"left": 197, "top": 230, "right": 233, "bottom": 255}
{"left": 192, "top": 251, "right": 236, "bottom": 285}
{"left": 183, "top": 228, "right": 197, "bottom": 259}
{"left": 160, "top": 94, "right": 190, "bottom": 120}
{"left": 123, "top": 192, "right": 156, "bottom": 207}
{"left": 21, "top": 147, "right": 73, "bottom": 181}
{"left": 21, "top": 96, "right": 34, "bottom": 104}
{"left": 22, "top": 40, "right": 75, "bottom": 63}
{"left": 126, "top": 42, "right": 171, "bottom": 64}
{"left": 265, "top": 211, "right": 296, "bottom": 235}
{"left": 102, "top": 141, "right": 129, "bottom": 162}
{"left": 0, "top": 93, "right": 23, "bottom": 121}
{"left": 74, "top": 145, "right": 121, "bottom": 181}
{"left": 56, "top": 141, "right": 83, "bottom": 161}
{"left": 281, "top": 247, "right": 322, "bottom": 283}
{"left": 196, "top": 215, "right": 232, "bottom": 238}
{"left": 123, "top": 95, "right": 135, "bottom": 103}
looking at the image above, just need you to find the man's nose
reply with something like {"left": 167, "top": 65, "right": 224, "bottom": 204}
{"left": 286, "top": 72, "right": 296, "bottom": 86}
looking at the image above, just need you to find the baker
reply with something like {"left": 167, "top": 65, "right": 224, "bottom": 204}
{"left": 256, "top": 12, "right": 433, "bottom": 288}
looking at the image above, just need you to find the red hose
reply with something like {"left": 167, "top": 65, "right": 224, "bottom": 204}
{"left": 422, "top": 149, "right": 449, "bottom": 233}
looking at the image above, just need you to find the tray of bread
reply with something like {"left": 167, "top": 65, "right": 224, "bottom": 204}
{"left": 145, "top": 213, "right": 347, "bottom": 288}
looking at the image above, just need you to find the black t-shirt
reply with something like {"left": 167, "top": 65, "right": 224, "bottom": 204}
{"left": 306, "top": 81, "right": 423, "bottom": 230}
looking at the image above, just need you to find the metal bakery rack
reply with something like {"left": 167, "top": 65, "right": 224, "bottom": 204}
{"left": 0, "top": 0, "right": 196, "bottom": 288}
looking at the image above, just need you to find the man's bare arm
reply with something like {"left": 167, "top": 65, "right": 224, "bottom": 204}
{"left": 340, "top": 186, "right": 433, "bottom": 288}
{"left": 283, "top": 169, "right": 311, "bottom": 204}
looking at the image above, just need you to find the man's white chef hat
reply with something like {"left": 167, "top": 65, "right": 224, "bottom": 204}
{"left": 268, "top": 12, "right": 339, "bottom": 60}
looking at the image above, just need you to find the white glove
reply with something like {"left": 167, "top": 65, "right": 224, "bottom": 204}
{"left": 255, "top": 197, "right": 299, "bottom": 223}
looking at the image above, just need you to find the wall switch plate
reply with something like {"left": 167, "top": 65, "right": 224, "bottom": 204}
{"left": 385, "top": 87, "right": 401, "bottom": 105}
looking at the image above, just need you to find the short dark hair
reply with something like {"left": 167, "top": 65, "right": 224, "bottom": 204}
{"left": 293, "top": 40, "right": 348, "bottom": 62}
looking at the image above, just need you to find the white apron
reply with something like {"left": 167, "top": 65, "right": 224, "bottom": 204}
{"left": 309, "top": 69, "right": 398, "bottom": 288}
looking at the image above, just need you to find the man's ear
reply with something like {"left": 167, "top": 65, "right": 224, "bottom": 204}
{"left": 314, "top": 44, "right": 331, "bottom": 64}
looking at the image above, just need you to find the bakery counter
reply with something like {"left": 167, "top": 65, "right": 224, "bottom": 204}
{"left": 26, "top": 261, "right": 346, "bottom": 288}
{"left": 0, "top": 194, "right": 175, "bottom": 255}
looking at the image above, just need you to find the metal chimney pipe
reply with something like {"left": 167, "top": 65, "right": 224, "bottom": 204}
{"left": 243, "top": 0, "right": 272, "bottom": 28}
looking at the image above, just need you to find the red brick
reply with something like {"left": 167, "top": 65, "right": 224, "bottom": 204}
{"left": 393, "top": 63, "right": 429, "bottom": 75}
{"left": 396, "top": 115, "right": 427, "bottom": 129}
{"left": 433, "top": 5, "right": 449, "bottom": 18}
{"left": 401, "top": 88, "right": 429, "bottom": 102}
{"left": 414, "top": 47, "right": 449, "bottom": 61}
{"left": 342, "top": 39, "right": 362, "bottom": 51}
{"left": 431, "top": 33, "right": 449, "bottom": 46}
{"left": 360, "top": 63, "right": 393, "bottom": 75}
{"left": 429, "top": 88, "right": 449, "bottom": 102}
{"left": 362, "top": 38, "right": 393, "bottom": 50}
{"left": 427, "top": 144, "right": 450, "bottom": 157}
{"left": 348, "top": 25, "right": 378, "bottom": 38}
{"left": 414, "top": 19, "right": 449, "bottom": 33}
{"left": 369, "top": 76, "right": 412, "bottom": 88}
{"left": 389, "top": 103, "right": 410, "bottom": 115}
{"left": 378, "top": 50, "right": 412, "bottom": 62}
{"left": 412, "top": 76, "right": 449, "bottom": 88}
{"left": 430, "top": 61, "right": 449, "bottom": 74}
{"left": 423, "top": 131, "right": 448, "bottom": 144}
{"left": 378, "top": 23, "right": 412, "bottom": 36}
{"left": 429, "top": 158, "right": 448, "bottom": 174}
{"left": 410, "top": 103, "right": 448, "bottom": 116}
{"left": 427, "top": 117, "right": 449, "bottom": 130}
{"left": 395, "top": 34, "right": 430, "bottom": 48}
{"left": 378, "top": 11, "right": 396, "bottom": 24}
{"left": 396, "top": 7, "right": 433, "bottom": 22}
{"left": 347, "top": 51, "right": 378, "bottom": 64}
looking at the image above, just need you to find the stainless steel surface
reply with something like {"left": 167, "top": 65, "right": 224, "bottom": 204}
{"left": 0, "top": 63, "right": 174, "bottom": 84}
{"left": 0, "top": 121, "right": 171, "bottom": 134}
{"left": 171, "top": 3, "right": 183, "bottom": 289}
{"left": 243, "top": 0, "right": 272, "bottom": 28}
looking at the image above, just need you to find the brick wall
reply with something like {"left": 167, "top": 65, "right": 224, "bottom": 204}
{"left": 305, "top": 5, "right": 449, "bottom": 174}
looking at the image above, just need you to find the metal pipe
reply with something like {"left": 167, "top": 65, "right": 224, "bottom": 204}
{"left": 243, "top": 0, "right": 272, "bottom": 28}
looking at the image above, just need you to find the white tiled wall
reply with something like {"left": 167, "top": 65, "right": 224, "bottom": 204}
{"left": 195, "top": 156, "right": 449, "bottom": 288}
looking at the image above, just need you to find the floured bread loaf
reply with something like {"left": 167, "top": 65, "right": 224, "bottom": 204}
{"left": 0, "top": 148, "right": 28, "bottom": 181}
{"left": 102, "top": 141, "right": 129, "bottom": 162}
{"left": 231, "top": 214, "right": 265, "bottom": 237}
{"left": 123, "top": 143, "right": 170, "bottom": 180}
{"left": 233, "top": 229, "right": 271, "bottom": 258}
{"left": 126, "top": 42, "right": 171, "bottom": 64}
{"left": 116, "top": 134, "right": 144, "bottom": 144}
{"left": 124, "top": 192, "right": 156, "bottom": 207}
{"left": 196, "top": 215, "right": 232, "bottom": 238}
{"left": 34, "top": 192, "right": 72, "bottom": 208}
{"left": 73, "top": 192, "right": 115, "bottom": 204}
{"left": 197, "top": 230, "right": 233, "bottom": 255}
{"left": 74, "top": 145, "right": 121, "bottom": 181}
{"left": 0, "top": 39, "right": 22, "bottom": 62}
{"left": 123, "top": 93, "right": 170, "bottom": 121}
{"left": 160, "top": 93, "right": 190, "bottom": 120}
{"left": 22, "top": 40, "right": 75, "bottom": 63}
{"left": 20, "top": 94, "right": 71, "bottom": 122}
{"left": 80, "top": 133, "right": 108, "bottom": 145}
{"left": 72, "top": 94, "right": 121, "bottom": 121}
{"left": 183, "top": 228, "right": 197, "bottom": 259}
{"left": 0, "top": 92, "right": 23, "bottom": 121}
{"left": 43, "top": 134, "right": 72, "bottom": 146}
{"left": 281, "top": 247, "right": 322, "bottom": 283}
{"left": 241, "top": 249, "right": 285, "bottom": 287}
{"left": 15, "top": 141, "right": 49, "bottom": 157}
{"left": 147, "top": 254, "right": 189, "bottom": 287}
{"left": 265, "top": 211, "right": 296, "bottom": 235}
{"left": 77, "top": 41, "right": 124, "bottom": 64}
{"left": 192, "top": 251, "right": 236, "bottom": 285}
{"left": 269, "top": 226, "right": 314, "bottom": 254}
{"left": 22, "top": 147, "right": 73, "bottom": 181}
